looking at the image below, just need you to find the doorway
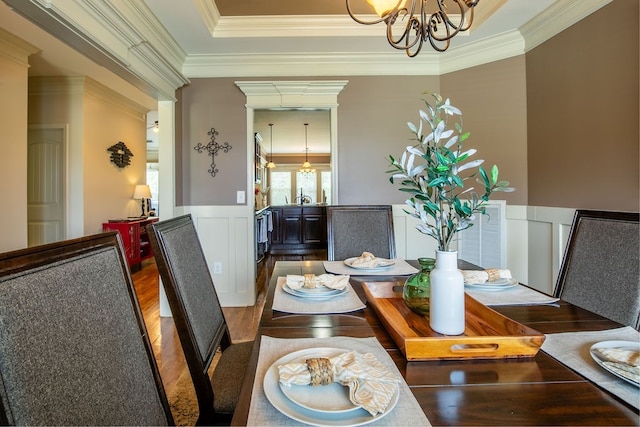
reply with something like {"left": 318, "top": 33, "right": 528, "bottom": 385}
{"left": 27, "top": 125, "right": 67, "bottom": 246}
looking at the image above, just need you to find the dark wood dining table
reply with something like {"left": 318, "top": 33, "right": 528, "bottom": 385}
{"left": 231, "top": 260, "right": 639, "bottom": 426}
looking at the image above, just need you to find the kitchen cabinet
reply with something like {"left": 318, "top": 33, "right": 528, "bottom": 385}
{"left": 270, "top": 206, "right": 326, "bottom": 254}
{"left": 102, "top": 217, "right": 159, "bottom": 270}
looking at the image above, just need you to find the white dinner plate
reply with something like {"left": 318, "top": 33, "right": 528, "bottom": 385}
{"left": 263, "top": 347, "right": 399, "bottom": 426}
{"left": 343, "top": 257, "right": 395, "bottom": 271}
{"left": 278, "top": 348, "right": 361, "bottom": 413}
{"left": 589, "top": 340, "right": 640, "bottom": 387}
{"left": 464, "top": 278, "right": 518, "bottom": 292}
{"left": 282, "top": 284, "right": 348, "bottom": 299}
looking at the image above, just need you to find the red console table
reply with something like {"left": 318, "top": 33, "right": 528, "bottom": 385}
{"left": 102, "top": 217, "right": 159, "bottom": 269}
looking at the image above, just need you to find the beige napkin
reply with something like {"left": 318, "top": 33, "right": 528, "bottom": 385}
{"left": 593, "top": 347, "right": 640, "bottom": 383}
{"left": 286, "top": 274, "right": 349, "bottom": 290}
{"left": 277, "top": 350, "right": 399, "bottom": 416}
{"left": 461, "top": 268, "right": 512, "bottom": 284}
{"left": 350, "top": 251, "right": 379, "bottom": 268}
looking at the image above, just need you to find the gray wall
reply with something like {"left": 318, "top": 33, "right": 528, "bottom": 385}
{"left": 526, "top": 0, "right": 639, "bottom": 211}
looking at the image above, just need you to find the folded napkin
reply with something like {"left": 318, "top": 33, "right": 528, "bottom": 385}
{"left": 350, "top": 251, "right": 379, "bottom": 268}
{"left": 278, "top": 350, "right": 399, "bottom": 416}
{"left": 286, "top": 273, "right": 349, "bottom": 290}
{"left": 461, "top": 268, "right": 512, "bottom": 284}
{"left": 592, "top": 347, "right": 640, "bottom": 384}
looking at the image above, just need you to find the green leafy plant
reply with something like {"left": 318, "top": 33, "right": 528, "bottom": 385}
{"left": 388, "top": 93, "right": 514, "bottom": 251}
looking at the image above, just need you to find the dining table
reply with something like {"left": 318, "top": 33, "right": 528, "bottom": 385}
{"left": 231, "top": 259, "right": 640, "bottom": 426}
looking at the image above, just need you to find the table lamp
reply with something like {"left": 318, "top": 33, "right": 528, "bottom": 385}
{"left": 133, "top": 184, "right": 152, "bottom": 217}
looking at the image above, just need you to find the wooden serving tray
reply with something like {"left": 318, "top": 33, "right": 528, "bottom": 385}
{"left": 362, "top": 281, "right": 545, "bottom": 360}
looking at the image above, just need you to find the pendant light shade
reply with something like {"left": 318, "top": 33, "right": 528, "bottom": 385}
{"left": 266, "top": 123, "right": 276, "bottom": 169}
{"left": 300, "top": 123, "right": 315, "bottom": 173}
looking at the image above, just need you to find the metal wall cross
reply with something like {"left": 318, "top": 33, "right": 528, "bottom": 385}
{"left": 193, "top": 127, "right": 232, "bottom": 177}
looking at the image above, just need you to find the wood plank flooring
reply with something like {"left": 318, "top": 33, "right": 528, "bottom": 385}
{"left": 131, "top": 250, "right": 326, "bottom": 398}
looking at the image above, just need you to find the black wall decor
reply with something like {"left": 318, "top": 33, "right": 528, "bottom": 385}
{"left": 107, "top": 141, "right": 133, "bottom": 168}
{"left": 193, "top": 127, "right": 232, "bottom": 177}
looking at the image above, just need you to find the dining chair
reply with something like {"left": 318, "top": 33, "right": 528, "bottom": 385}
{"left": 0, "top": 232, "right": 173, "bottom": 426}
{"left": 326, "top": 205, "right": 396, "bottom": 261}
{"left": 147, "top": 214, "right": 253, "bottom": 425}
{"left": 554, "top": 209, "right": 640, "bottom": 330}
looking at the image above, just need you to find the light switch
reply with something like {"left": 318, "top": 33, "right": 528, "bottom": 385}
{"left": 237, "top": 190, "right": 245, "bottom": 204}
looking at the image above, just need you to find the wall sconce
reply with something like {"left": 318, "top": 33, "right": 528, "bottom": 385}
{"left": 132, "top": 184, "right": 152, "bottom": 217}
{"left": 148, "top": 121, "right": 159, "bottom": 133}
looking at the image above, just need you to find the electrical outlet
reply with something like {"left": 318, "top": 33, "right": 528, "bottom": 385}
{"left": 213, "top": 262, "right": 222, "bottom": 275}
{"left": 236, "top": 190, "right": 245, "bottom": 204}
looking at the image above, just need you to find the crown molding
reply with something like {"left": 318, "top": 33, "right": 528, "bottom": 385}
{"left": 520, "top": 0, "right": 613, "bottom": 52}
{"left": 182, "top": 28, "right": 528, "bottom": 78}
{"left": 0, "top": 27, "right": 39, "bottom": 67}
{"left": 4, "top": 0, "right": 189, "bottom": 100}
{"left": 183, "top": 50, "right": 442, "bottom": 77}
{"left": 193, "top": 0, "right": 221, "bottom": 36}
{"left": 214, "top": 15, "right": 404, "bottom": 38}
{"left": 439, "top": 30, "right": 525, "bottom": 75}
{"left": 235, "top": 80, "right": 348, "bottom": 109}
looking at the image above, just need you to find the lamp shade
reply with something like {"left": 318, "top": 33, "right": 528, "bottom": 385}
{"left": 133, "top": 184, "right": 152, "bottom": 199}
{"left": 367, "top": 0, "right": 407, "bottom": 16}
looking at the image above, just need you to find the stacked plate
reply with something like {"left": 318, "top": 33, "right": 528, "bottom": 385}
{"left": 464, "top": 278, "right": 518, "bottom": 292}
{"left": 343, "top": 257, "right": 395, "bottom": 272}
{"left": 263, "top": 347, "right": 399, "bottom": 426}
{"left": 282, "top": 284, "right": 348, "bottom": 300}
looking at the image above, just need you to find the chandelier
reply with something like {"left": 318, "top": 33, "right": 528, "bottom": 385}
{"left": 299, "top": 123, "right": 315, "bottom": 175}
{"left": 346, "top": 0, "right": 479, "bottom": 57}
{"left": 266, "top": 123, "right": 276, "bottom": 169}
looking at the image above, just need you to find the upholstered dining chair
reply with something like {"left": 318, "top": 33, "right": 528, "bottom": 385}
{"left": 0, "top": 232, "right": 173, "bottom": 426}
{"left": 147, "top": 214, "right": 253, "bottom": 426}
{"left": 326, "top": 205, "right": 396, "bottom": 261}
{"left": 554, "top": 209, "right": 640, "bottom": 330}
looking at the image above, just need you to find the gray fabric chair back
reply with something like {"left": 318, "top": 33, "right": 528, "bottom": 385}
{"left": 554, "top": 210, "right": 640, "bottom": 329}
{"left": 147, "top": 214, "right": 240, "bottom": 424}
{"left": 326, "top": 205, "right": 396, "bottom": 261}
{"left": 0, "top": 233, "right": 172, "bottom": 426}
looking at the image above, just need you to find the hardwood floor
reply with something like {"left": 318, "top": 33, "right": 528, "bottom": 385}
{"left": 131, "top": 250, "right": 326, "bottom": 397}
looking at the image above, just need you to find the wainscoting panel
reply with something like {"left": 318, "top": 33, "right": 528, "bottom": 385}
{"left": 526, "top": 206, "right": 576, "bottom": 294}
{"left": 393, "top": 203, "right": 576, "bottom": 296}
{"left": 178, "top": 206, "right": 256, "bottom": 307}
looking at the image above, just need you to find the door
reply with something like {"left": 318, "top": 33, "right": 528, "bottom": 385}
{"left": 27, "top": 126, "right": 66, "bottom": 246}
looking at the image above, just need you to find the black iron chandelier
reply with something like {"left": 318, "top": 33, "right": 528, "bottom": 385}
{"left": 346, "top": 0, "right": 480, "bottom": 57}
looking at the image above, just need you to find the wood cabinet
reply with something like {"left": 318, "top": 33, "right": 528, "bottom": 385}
{"left": 102, "top": 217, "right": 159, "bottom": 269}
{"left": 270, "top": 206, "right": 326, "bottom": 254}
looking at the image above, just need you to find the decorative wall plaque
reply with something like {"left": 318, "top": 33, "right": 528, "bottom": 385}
{"left": 194, "top": 127, "right": 232, "bottom": 177}
{"left": 107, "top": 141, "right": 133, "bottom": 168}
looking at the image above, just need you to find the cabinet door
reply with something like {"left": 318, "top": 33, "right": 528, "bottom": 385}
{"left": 303, "top": 214, "right": 324, "bottom": 243}
{"left": 129, "top": 223, "right": 141, "bottom": 265}
{"left": 103, "top": 222, "right": 139, "bottom": 265}
{"left": 282, "top": 208, "right": 302, "bottom": 244}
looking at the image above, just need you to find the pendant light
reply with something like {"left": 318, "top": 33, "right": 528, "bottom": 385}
{"left": 266, "top": 123, "right": 276, "bottom": 169}
{"left": 300, "top": 123, "right": 315, "bottom": 174}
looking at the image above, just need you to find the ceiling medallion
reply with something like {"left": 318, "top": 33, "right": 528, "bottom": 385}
{"left": 346, "top": 0, "right": 479, "bottom": 56}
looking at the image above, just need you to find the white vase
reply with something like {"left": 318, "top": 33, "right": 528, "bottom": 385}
{"left": 429, "top": 250, "right": 465, "bottom": 335}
